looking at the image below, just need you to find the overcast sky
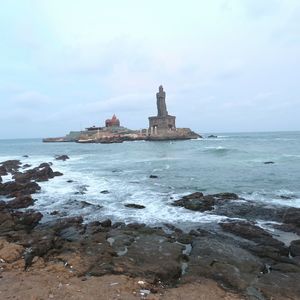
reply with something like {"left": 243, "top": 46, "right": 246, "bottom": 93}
{"left": 0, "top": 0, "right": 299, "bottom": 138}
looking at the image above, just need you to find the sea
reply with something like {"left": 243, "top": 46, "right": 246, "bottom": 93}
{"left": 0, "top": 131, "right": 299, "bottom": 228}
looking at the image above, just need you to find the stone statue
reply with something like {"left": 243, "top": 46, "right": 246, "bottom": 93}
{"left": 156, "top": 85, "right": 168, "bottom": 117}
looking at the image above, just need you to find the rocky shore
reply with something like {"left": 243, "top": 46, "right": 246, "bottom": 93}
{"left": 1, "top": 158, "right": 300, "bottom": 299}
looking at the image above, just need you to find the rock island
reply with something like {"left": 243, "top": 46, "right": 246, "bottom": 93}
{"left": 43, "top": 85, "right": 201, "bottom": 143}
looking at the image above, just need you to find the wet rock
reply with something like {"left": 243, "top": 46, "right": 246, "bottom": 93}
{"left": 281, "top": 208, "right": 300, "bottom": 228}
{"left": 13, "top": 210, "right": 43, "bottom": 232}
{"left": 290, "top": 240, "right": 300, "bottom": 257}
{"left": 80, "top": 200, "right": 93, "bottom": 208}
{"left": 100, "top": 219, "right": 112, "bottom": 228}
{"left": 149, "top": 175, "right": 158, "bottom": 179}
{"left": 66, "top": 180, "right": 74, "bottom": 183}
{"left": 75, "top": 185, "right": 89, "bottom": 195}
{"left": 0, "top": 160, "right": 21, "bottom": 174}
{"left": 23, "top": 155, "right": 29, "bottom": 158}
{"left": 13, "top": 165, "right": 62, "bottom": 183}
{"left": 172, "top": 193, "right": 215, "bottom": 212}
{"left": 100, "top": 190, "right": 109, "bottom": 194}
{"left": 22, "top": 164, "right": 31, "bottom": 169}
{"left": 125, "top": 204, "right": 145, "bottom": 209}
{"left": 0, "top": 166, "right": 7, "bottom": 176}
{"left": 211, "top": 192, "right": 239, "bottom": 200}
{"left": 0, "top": 181, "right": 41, "bottom": 197}
{"left": 208, "top": 135, "right": 217, "bottom": 138}
{"left": 5, "top": 195, "right": 35, "bottom": 209}
{"left": 220, "top": 221, "right": 287, "bottom": 255}
{"left": 264, "top": 161, "right": 275, "bottom": 164}
{"left": 55, "top": 155, "right": 70, "bottom": 161}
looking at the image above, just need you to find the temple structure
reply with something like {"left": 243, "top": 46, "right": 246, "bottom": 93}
{"left": 148, "top": 85, "right": 176, "bottom": 135}
{"left": 105, "top": 114, "right": 120, "bottom": 127}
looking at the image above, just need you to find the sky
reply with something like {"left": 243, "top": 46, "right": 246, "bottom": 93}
{"left": 0, "top": 0, "right": 299, "bottom": 138}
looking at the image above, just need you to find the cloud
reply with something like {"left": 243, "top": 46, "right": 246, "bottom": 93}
{"left": 11, "top": 91, "right": 49, "bottom": 107}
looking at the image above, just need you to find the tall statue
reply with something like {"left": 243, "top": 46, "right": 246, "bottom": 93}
{"left": 156, "top": 85, "right": 168, "bottom": 117}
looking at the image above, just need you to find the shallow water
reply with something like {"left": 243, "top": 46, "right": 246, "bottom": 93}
{"left": 0, "top": 131, "right": 299, "bottom": 226}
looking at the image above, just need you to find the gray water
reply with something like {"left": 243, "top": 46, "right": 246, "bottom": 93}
{"left": 0, "top": 131, "right": 299, "bottom": 227}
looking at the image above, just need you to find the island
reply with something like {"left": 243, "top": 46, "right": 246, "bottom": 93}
{"left": 43, "top": 85, "right": 201, "bottom": 143}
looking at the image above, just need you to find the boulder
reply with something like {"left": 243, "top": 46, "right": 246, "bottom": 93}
{"left": 55, "top": 155, "right": 70, "bottom": 161}
{"left": 149, "top": 175, "right": 158, "bottom": 179}
{"left": 0, "top": 160, "right": 21, "bottom": 174}
{"left": 13, "top": 165, "right": 62, "bottom": 183}
{"left": 172, "top": 193, "right": 215, "bottom": 212}
{"left": 0, "top": 181, "right": 41, "bottom": 197}
{"left": 290, "top": 240, "right": 300, "bottom": 257}
{"left": 125, "top": 204, "right": 145, "bottom": 209}
{"left": 0, "top": 239, "right": 24, "bottom": 263}
{"left": 5, "top": 195, "right": 35, "bottom": 209}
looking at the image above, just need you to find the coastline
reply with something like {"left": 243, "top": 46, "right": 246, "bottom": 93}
{"left": 1, "top": 157, "right": 300, "bottom": 299}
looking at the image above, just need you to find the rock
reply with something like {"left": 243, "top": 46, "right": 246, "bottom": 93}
{"left": 188, "top": 235, "right": 263, "bottom": 291}
{"left": 253, "top": 271, "right": 300, "bottom": 300}
{"left": 67, "top": 180, "right": 74, "bottom": 183}
{"left": 125, "top": 204, "right": 145, "bottom": 209}
{"left": 207, "top": 135, "right": 217, "bottom": 138}
{"left": 211, "top": 192, "right": 239, "bottom": 200}
{"left": 0, "top": 181, "right": 41, "bottom": 197}
{"left": 5, "top": 195, "right": 35, "bottom": 209}
{"left": 172, "top": 193, "right": 215, "bottom": 212}
{"left": 55, "top": 155, "right": 70, "bottom": 161}
{"left": 220, "top": 221, "right": 288, "bottom": 262}
{"left": 100, "top": 219, "right": 112, "bottom": 228}
{"left": 290, "top": 240, "right": 300, "bottom": 257}
{"left": 149, "top": 175, "right": 158, "bottom": 179}
{"left": 22, "top": 164, "right": 31, "bottom": 169}
{"left": 100, "top": 190, "right": 109, "bottom": 194}
{"left": 0, "top": 160, "right": 21, "bottom": 174}
{"left": 23, "top": 155, "right": 29, "bottom": 158}
{"left": 13, "top": 165, "right": 62, "bottom": 183}
{"left": 0, "top": 166, "right": 8, "bottom": 176}
{"left": 0, "top": 239, "right": 24, "bottom": 263}
{"left": 264, "top": 161, "right": 275, "bottom": 164}
{"left": 281, "top": 208, "right": 300, "bottom": 228}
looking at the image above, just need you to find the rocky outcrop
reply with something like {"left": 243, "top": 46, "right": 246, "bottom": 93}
{"left": 172, "top": 192, "right": 239, "bottom": 212}
{"left": 55, "top": 155, "right": 70, "bottom": 161}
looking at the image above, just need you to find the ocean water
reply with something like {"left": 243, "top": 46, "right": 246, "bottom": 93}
{"left": 0, "top": 131, "right": 299, "bottom": 227}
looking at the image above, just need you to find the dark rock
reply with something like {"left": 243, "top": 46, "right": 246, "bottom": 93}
{"left": 172, "top": 192, "right": 215, "bottom": 212}
{"left": 100, "top": 190, "right": 109, "bottom": 194}
{"left": 22, "top": 164, "right": 31, "bottom": 169}
{"left": 211, "top": 192, "right": 239, "bottom": 200}
{"left": 149, "top": 175, "right": 158, "bottom": 179}
{"left": 100, "top": 219, "right": 112, "bottom": 228}
{"left": 80, "top": 201, "right": 93, "bottom": 208}
{"left": 50, "top": 210, "right": 59, "bottom": 215}
{"left": 253, "top": 271, "right": 300, "bottom": 300}
{"left": 281, "top": 208, "right": 300, "bottom": 228}
{"left": 55, "top": 155, "right": 70, "bottom": 161}
{"left": 5, "top": 195, "right": 35, "bottom": 209}
{"left": 13, "top": 165, "right": 62, "bottom": 183}
{"left": 264, "top": 161, "right": 275, "bottom": 164}
{"left": 188, "top": 235, "right": 263, "bottom": 291}
{"left": 0, "top": 181, "right": 41, "bottom": 197}
{"left": 125, "top": 204, "right": 145, "bottom": 209}
{"left": 220, "top": 221, "right": 288, "bottom": 259}
{"left": 0, "top": 160, "right": 21, "bottom": 174}
{"left": 67, "top": 180, "right": 74, "bottom": 183}
{"left": 207, "top": 135, "right": 217, "bottom": 138}
{"left": 0, "top": 166, "right": 7, "bottom": 176}
{"left": 290, "top": 240, "right": 300, "bottom": 257}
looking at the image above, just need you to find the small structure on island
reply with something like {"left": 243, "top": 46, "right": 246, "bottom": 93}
{"left": 148, "top": 85, "right": 176, "bottom": 135}
{"left": 105, "top": 114, "right": 120, "bottom": 127}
